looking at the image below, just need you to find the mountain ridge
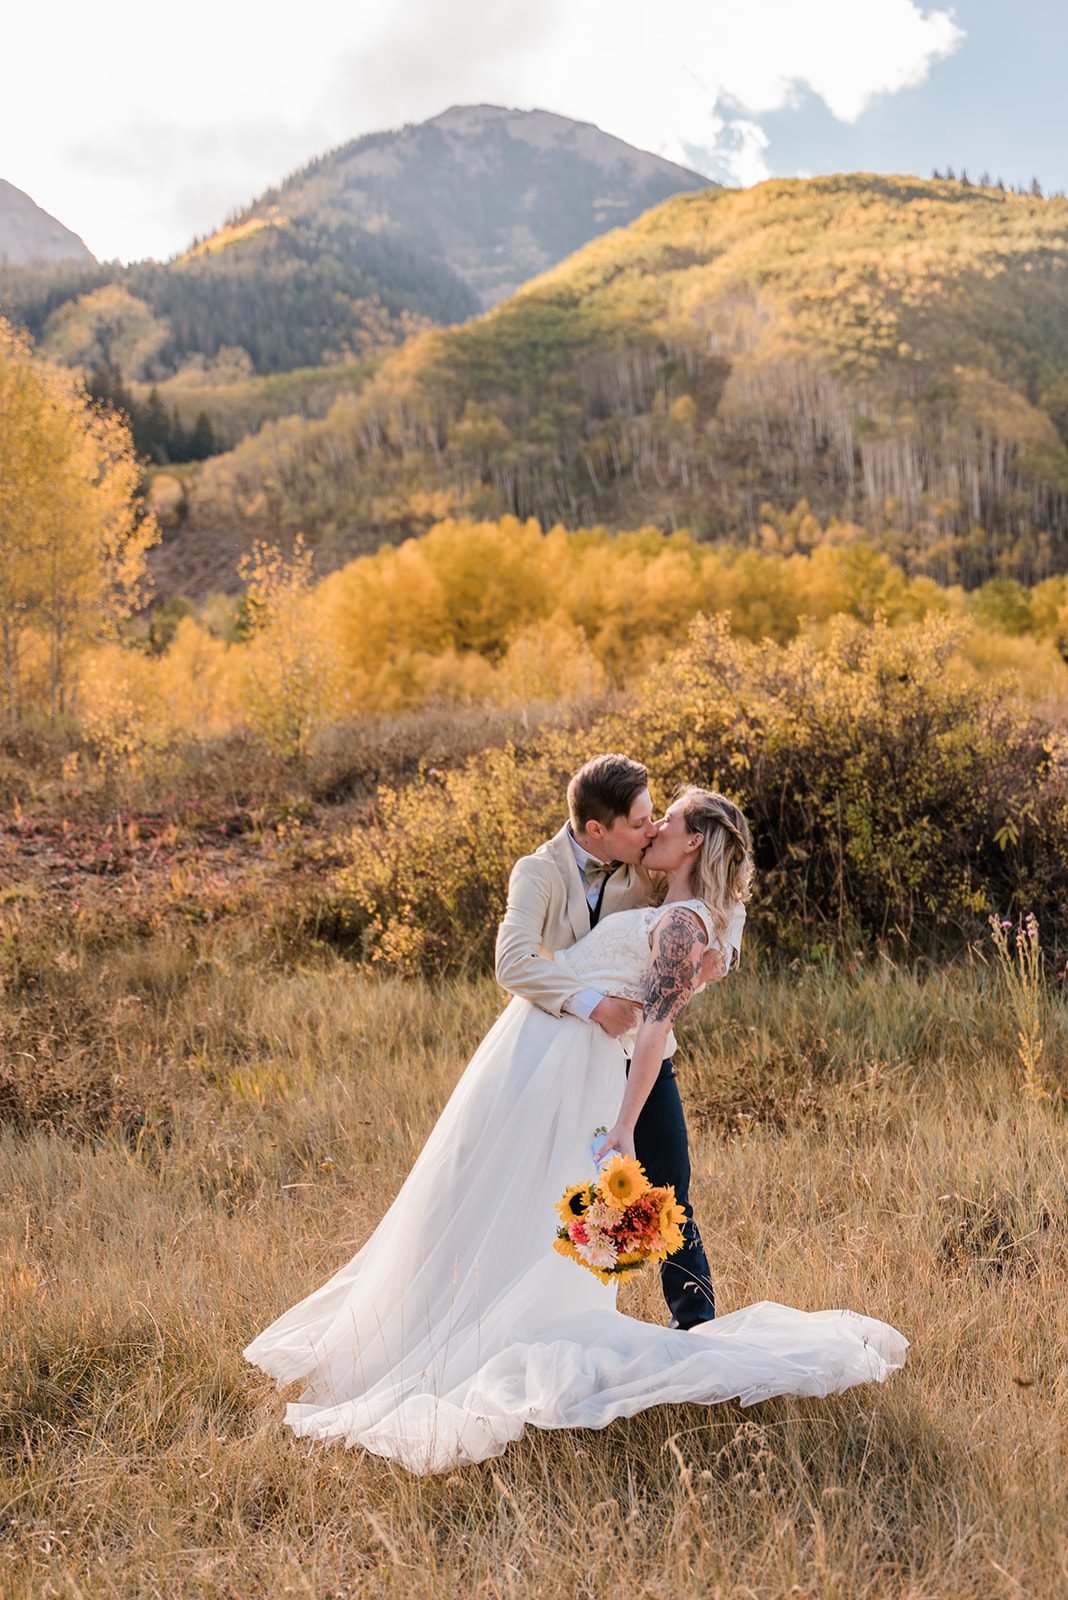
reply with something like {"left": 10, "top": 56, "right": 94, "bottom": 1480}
{"left": 0, "top": 180, "right": 95, "bottom": 266}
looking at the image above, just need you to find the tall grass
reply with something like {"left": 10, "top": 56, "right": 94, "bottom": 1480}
{"left": 1, "top": 934, "right": 1066, "bottom": 1597}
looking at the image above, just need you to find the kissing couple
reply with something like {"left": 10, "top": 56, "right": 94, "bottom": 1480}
{"left": 244, "top": 753, "right": 907, "bottom": 1473}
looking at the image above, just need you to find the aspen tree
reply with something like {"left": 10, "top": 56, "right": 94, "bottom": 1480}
{"left": 0, "top": 318, "right": 158, "bottom": 722}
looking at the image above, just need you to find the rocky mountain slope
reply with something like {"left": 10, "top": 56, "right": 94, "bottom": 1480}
{"left": 0, "top": 180, "right": 94, "bottom": 265}
{"left": 258, "top": 104, "right": 712, "bottom": 308}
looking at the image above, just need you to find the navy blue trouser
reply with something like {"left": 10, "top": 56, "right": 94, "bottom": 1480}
{"left": 627, "top": 1055, "right": 715, "bottom": 1327}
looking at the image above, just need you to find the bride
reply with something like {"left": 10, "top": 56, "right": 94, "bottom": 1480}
{"left": 243, "top": 788, "right": 907, "bottom": 1473}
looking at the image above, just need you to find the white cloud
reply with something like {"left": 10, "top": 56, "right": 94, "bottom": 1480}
{"left": 507, "top": 0, "right": 963, "bottom": 179}
{"left": 707, "top": 120, "right": 773, "bottom": 189}
{"left": 0, "top": 0, "right": 964, "bottom": 261}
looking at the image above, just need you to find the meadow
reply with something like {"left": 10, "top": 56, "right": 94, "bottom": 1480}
{"left": 5, "top": 316, "right": 1068, "bottom": 1591}
{"left": 1, "top": 860, "right": 1066, "bottom": 1597}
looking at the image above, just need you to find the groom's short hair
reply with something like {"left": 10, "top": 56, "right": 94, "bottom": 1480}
{"left": 567, "top": 753, "right": 648, "bottom": 829}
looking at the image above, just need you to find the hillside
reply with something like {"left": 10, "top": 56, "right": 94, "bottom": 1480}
{"left": 172, "top": 173, "right": 1068, "bottom": 596}
{"left": 0, "top": 179, "right": 94, "bottom": 265}
{"left": 0, "top": 220, "right": 475, "bottom": 382}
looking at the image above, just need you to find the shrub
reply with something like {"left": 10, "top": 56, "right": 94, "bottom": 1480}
{"left": 328, "top": 614, "right": 1068, "bottom": 971}
{"left": 330, "top": 740, "right": 583, "bottom": 974}
{"left": 624, "top": 612, "right": 1063, "bottom": 947}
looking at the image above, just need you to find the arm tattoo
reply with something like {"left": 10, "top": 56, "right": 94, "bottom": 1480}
{"left": 643, "top": 908, "right": 708, "bottom": 1025}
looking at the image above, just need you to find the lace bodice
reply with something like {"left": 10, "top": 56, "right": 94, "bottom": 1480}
{"left": 553, "top": 900, "right": 710, "bottom": 1001}
{"left": 553, "top": 898, "right": 720, "bottom": 1055}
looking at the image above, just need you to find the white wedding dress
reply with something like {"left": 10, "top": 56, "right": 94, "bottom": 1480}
{"left": 243, "top": 900, "right": 907, "bottom": 1472}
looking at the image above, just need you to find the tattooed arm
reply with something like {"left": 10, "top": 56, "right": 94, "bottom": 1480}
{"left": 593, "top": 906, "right": 708, "bottom": 1162}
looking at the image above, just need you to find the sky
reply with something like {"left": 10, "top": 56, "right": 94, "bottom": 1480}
{"left": 4, "top": 0, "right": 1065, "bottom": 264}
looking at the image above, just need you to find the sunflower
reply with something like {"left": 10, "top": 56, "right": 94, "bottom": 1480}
{"left": 596, "top": 1155, "right": 649, "bottom": 1210}
{"left": 593, "top": 1261, "right": 636, "bottom": 1285}
{"left": 553, "top": 1235, "right": 578, "bottom": 1261}
{"left": 657, "top": 1193, "right": 687, "bottom": 1233}
{"left": 649, "top": 1192, "right": 686, "bottom": 1257}
{"left": 555, "top": 1182, "right": 592, "bottom": 1228}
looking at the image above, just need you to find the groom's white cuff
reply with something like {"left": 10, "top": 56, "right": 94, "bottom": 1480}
{"left": 563, "top": 987, "right": 604, "bottom": 1021}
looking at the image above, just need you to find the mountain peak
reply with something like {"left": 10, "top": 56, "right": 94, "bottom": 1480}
{"left": 267, "top": 105, "right": 713, "bottom": 308}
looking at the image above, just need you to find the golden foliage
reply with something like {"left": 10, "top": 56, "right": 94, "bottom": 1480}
{"left": 308, "top": 512, "right": 966, "bottom": 713}
{"left": 0, "top": 316, "right": 159, "bottom": 722}
{"left": 41, "top": 283, "right": 170, "bottom": 380}
{"left": 179, "top": 213, "right": 286, "bottom": 261}
{"left": 188, "top": 174, "right": 1068, "bottom": 570}
{"left": 78, "top": 618, "right": 236, "bottom": 782}
{"left": 235, "top": 536, "right": 339, "bottom": 762}
{"left": 64, "top": 510, "right": 1068, "bottom": 786}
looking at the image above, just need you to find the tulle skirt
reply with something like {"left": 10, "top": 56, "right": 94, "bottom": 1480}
{"left": 243, "top": 998, "right": 907, "bottom": 1473}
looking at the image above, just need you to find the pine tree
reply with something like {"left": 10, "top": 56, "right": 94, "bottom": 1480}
{"left": 169, "top": 406, "right": 189, "bottom": 463}
{"left": 189, "top": 410, "right": 217, "bottom": 460}
{"left": 142, "top": 387, "right": 170, "bottom": 463}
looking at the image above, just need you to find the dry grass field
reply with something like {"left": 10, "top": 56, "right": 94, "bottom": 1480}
{"left": 2, "top": 909, "right": 1066, "bottom": 1599}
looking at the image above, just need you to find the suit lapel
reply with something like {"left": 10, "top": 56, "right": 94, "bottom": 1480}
{"left": 544, "top": 824, "right": 591, "bottom": 944}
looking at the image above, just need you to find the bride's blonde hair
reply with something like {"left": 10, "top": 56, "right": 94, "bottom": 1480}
{"left": 676, "top": 787, "right": 754, "bottom": 942}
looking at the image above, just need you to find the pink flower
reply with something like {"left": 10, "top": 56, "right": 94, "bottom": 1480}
{"left": 575, "top": 1239, "right": 617, "bottom": 1269}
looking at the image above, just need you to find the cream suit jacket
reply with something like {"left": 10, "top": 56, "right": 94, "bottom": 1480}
{"left": 494, "top": 821, "right": 656, "bottom": 1018}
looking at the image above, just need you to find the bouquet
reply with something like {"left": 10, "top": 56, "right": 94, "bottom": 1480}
{"left": 553, "top": 1128, "right": 688, "bottom": 1285}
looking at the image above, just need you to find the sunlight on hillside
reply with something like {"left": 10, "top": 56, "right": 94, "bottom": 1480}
{"left": 179, "top": 211, "right": 287, "bottom": 261}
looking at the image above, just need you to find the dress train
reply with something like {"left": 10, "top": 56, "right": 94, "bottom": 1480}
{"left": 244, "top": 984, "right": 907, "bottom": 1473}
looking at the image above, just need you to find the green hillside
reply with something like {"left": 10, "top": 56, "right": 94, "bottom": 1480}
{"left": 0, "top": 216, "right": 475, "bottom": 378}
{"left": 184, "top": 173, "right": 1068, "bottom": 590}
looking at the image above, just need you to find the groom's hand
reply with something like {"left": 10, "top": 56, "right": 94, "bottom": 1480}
{"left": 698, "top": 946, "right": 728, "bottom": 986}
{"left": 590, "top": 996, "right": 643, "bottom": 1039}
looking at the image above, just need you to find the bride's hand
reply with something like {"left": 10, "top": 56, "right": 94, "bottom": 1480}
{"left": 594, "top": 1124, "right": 636, "bottom": 1162}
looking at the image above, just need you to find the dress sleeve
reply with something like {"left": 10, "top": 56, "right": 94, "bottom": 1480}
{"left": 725, "top": 901, "right": 747, "bottom": 968}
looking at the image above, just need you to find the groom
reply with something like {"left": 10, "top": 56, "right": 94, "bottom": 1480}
{"left": 495, "top": 752, "right": 727, "bottom": 1330}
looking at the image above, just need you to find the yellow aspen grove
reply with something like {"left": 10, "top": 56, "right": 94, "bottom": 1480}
{"left": 0, "top": 316, "right": 159, "bottom": 722}
{"left": 0, "top": 322, "right": 47, "bottom": 720}
{"left": 236, "top": 535, "right": 338, "bottom": 762}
